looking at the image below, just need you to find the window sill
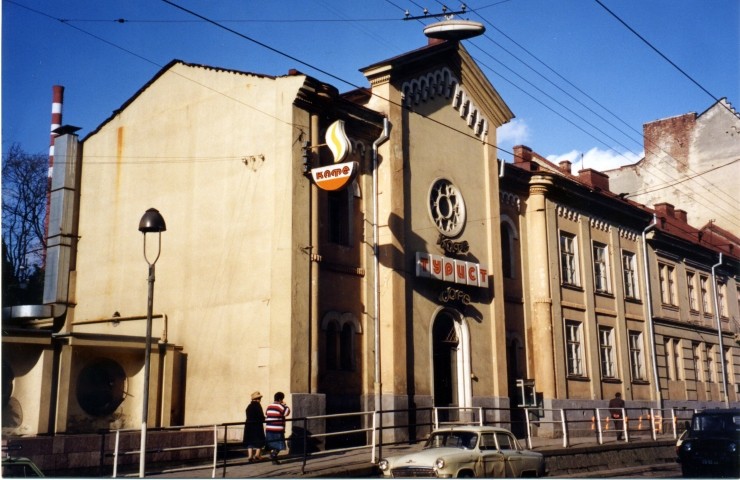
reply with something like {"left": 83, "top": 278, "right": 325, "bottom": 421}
{"left": 566, "top": 375, "right": 590, "bottom": 382}
{"left": 631, "top": 380, "right": 650, "bottom": 385}
{"left": 562, "top": 283, "right": 584, "bottom": 292}
{"left": 602, "top": 378, "right": 622, "bottom": 384}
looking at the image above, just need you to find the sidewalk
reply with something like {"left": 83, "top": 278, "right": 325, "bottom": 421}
{"left": 146, "top": 433, "right": 678, "bottom": 478}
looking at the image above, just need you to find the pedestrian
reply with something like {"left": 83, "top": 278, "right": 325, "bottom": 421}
{"left": 265, "top": 391, "right": 290, "bottom": 464}
{"left": 243, "top": 391, "right": 265, "bottom": 462}
{"left": 608, "top": 392, "right": 626, "bottom": 440}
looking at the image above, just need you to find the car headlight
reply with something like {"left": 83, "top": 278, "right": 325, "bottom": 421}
{"left": 378, "top": 459, "right": 389, "bottom": 472}
{"left": 682, "top": 441, "right": 692, "bottom": 452}
{"left": 435, "top": 458, "right": 445, "bottom": 469}
{"left": 728, "top": 442, "right": 737, "bottom": 453}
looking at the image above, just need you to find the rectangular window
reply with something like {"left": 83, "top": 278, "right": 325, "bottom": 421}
{"left": 622, "top": 251, "right": 638, "bottom": 299}
{"left": 707, "top": 345, "right": 717, "bottom": 383}
{"left": 717, "top": 281, "right": 728, "bottom": 318}
{"left": 665, "top": 337, "right": 683, "bottom": 381}
{"left": 700, "top": 275, "right": 712, "bottom": 314}
{"left": 560, "top": 233, "right": 579, "bottom": 286}
{"left": 593, "top": 243, "right": 610, "bottom": 293}
{"left": 659, "top": 263, "right": 677, "bottom": 305}
{"left": 599, "top": 327, "right": 616, "bottom": 378}
{"left": 693, "top": 342, "right": 704, "bottom": 382}
{"left": 328, "top": 189, "right": 352, "bottom": 246}
{"left": 566, "top": 321, "right": 584, "bottom": 376}
{"left": 687, "top": 272, "right": 698, "bottom": 311}
{"left": 629, "top": 331, "right": 645, "bottom": 381}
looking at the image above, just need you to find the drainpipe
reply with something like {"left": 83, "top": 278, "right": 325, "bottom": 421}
{"left": 372, "top": 118, "right": 390, "bottom": 419}
{"left": 711, "top": 253, "right": 730, "bottom": 407}
{"left": 309, "top": 114, "right": 320, "bottom": 394}
{"left": 641, "top": 214, "right": 662, "bottom": 409}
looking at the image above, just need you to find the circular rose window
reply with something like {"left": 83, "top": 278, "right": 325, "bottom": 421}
{"left": 428, "top": 178, "right": 466, "bottom": 237}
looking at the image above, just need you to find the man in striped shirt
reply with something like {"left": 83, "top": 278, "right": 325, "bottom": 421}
{"left": 265, "top": 391, "right": 290, "bottom": 463}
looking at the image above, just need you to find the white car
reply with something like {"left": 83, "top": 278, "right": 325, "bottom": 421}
{"left": 378, "top": 425, "right": 545, "bottom": 478}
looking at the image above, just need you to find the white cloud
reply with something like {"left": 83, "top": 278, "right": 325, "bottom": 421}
{"left": 497, "top": 118, "right": 530, "bottom": 146}
{"left": 546, "top": 147, "right": 643, "bottom": 172}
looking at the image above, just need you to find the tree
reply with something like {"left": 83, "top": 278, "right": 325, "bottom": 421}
{"left": 2, "top": 143, "right": 47, "bottom": 305}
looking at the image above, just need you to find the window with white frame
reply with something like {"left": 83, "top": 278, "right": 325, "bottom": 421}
{"left": 622, "top": 251, "right": 638, "bottom": 299}
{"left": 560, "top": 233, "right": 579, "bottom": 286}
{"left": 665, "top": 337, "right": 683, "bottom": 381}
{"left": 599, "top": 327, "right": 616, "bottom": 378}
{"left": 629, "top": 331, "right": 645, "bottom": 381}
{"left": 593, "top": 243, "right": 610, "bottom": 293}
{"left": 659, "top": 263, "right": 677, "bottom": 306}
{"left": 693, "top": 342, "right": 704, "bottom": 382}
{"left": 717, "top": 281, "right": 728, "bottom": 318}
{"left": 687, "top": 272, "right": 698, "bottom": 311}
{"left": 707, "top": 344, "right": 717, "bottom": 383}
{"left": 700, "top": 275, "right": 711, "bottom": 314}
{"left": 724, "top": 348, "right": 734, "bottom": 389}
{"left": 566, "top": 321, "right": 584, "bottom": 376}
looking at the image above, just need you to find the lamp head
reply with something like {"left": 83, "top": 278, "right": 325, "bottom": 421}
{"left": 139, "top": 208, "right": 167, "bottom": 233}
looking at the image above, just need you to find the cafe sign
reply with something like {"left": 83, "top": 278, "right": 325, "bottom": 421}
{"left": 310, "top": 120, "right": 358, "bottom": 191}
{"left": 416, "top": 252, "right": 489, "bottom": 289}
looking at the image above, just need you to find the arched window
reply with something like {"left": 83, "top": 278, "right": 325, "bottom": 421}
{"left": 340, "top": 323, "right": 354, "bottom": 371}
{"left": 326, "top": 321, "right": 339, "bottom": 370}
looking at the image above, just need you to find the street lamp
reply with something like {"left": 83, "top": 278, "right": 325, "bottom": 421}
{"left": 138, "top": 208, "right": 166, "bottom": 478}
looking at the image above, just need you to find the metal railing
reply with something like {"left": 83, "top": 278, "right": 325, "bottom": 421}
{"left": 108, "top": 404, "right": 703, "bottom": 477}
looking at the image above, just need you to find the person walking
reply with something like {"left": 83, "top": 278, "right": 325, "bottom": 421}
{"left": 243, "top": 391, "right": 265, "bottom": 462}
{"left": 265, "top": 391, "right": 290, "bottom": 464}
{"left": 608, "top": 392, "right": 626, "bottom": 440}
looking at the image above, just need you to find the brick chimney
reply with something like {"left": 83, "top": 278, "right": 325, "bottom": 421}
{"left": 559, "top": 160, "right": 572, "bottom": 174}
{"left": 578, "top": 168, "right": 610, "bottom": 192}
{"left": 654, "top": 202, "right": 675, "bottom": 220}
{"left": 513, "top": 145, "right": 532, "bottom": 164}
{"left": 674, "top": 209, "right": 688, "bottom": 223}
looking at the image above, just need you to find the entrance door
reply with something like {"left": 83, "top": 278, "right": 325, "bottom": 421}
{"left": 431, "top": 309, "right": 471, "bottom": 423}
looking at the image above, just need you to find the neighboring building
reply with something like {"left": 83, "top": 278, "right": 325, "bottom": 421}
{"left": 501, "top": 145, "right": 739, "bottom": 427}
{"left": 606, "top": 99, "right": 740, "bottom": 234}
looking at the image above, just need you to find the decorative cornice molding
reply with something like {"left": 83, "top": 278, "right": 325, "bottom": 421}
{"left": 500, "top": 191, "right": 521, "bottom": 212}
{"left": 590, "top": 217, "right": 611, "bottom": 232}
{"left": 556, "top": 205, "right": 580, "bottom": 222}
{"left": 400, "top": 68, "right": 488, "bottom": 138}
{"left": 619, "top": 227, "right": 639, "bottom": 242}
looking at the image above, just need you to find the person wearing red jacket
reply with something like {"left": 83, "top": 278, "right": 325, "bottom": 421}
{"left": 265, "top": 391, "right": 290, "bottom": 463}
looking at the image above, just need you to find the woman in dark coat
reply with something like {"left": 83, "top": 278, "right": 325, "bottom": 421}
{"left": 243, "top": 391, "right": 266, "bottom": 461}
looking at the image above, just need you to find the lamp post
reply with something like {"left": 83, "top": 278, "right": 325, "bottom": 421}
{"left": 138, "top": 208, "right": 166, "bottom": 478}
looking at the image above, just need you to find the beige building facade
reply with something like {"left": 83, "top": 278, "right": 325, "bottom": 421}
{"left": 3, "top": 41, "right": 738, "bottom": 441}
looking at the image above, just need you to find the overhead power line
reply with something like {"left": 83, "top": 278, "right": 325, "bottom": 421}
{"left": 593, "top": 0, "right": 735, "bottom": 117}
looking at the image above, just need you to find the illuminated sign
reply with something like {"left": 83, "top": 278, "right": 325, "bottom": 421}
{"left": 325, "top": 120, "right": 352, "bottom": 163}
{"left": 311, "top": 161, "right": 359, "bottom": 191}
{"left": 415, "top": 252, "right": 489, "bottom": 288}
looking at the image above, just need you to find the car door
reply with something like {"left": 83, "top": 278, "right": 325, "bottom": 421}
{"left": 496, "top": 431, "right": 525, "bottom": 477}
{"left": 478, "top": 432, "right": 505, "bottom": 477}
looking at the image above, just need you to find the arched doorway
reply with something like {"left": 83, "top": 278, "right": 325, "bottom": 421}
{"left": 431, "top": 309, "right": 471, "bottom": 423}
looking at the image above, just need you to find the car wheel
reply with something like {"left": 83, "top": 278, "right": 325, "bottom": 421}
{"left": 457, "top": 470, "right": 474, "bottom": 478}
{"left": 681, "top": 465, "right": 696, "bottom": 478}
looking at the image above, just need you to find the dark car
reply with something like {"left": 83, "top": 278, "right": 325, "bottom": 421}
{"left": 676, "top": 408, "right": 740, "bottom": 478}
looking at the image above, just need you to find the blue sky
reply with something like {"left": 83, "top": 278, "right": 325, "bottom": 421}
{"left": 3, "top": 0, "right": 739, "bottom": 171}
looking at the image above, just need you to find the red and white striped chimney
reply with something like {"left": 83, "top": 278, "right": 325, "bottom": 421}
{"left": 43, "top": 85, "right": 64, "bottom": 266}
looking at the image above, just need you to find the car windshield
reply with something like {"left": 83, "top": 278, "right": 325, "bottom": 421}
{"left": 692, "top": 413, "right": 740, "bottom": 433}
{"left": 424, "top": 431, "right": 478, "bottom": 450}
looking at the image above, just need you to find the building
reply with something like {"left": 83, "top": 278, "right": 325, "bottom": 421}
{"left": 501, "top": 145, "right": 739, "bottom": 425}
{"left": 3, "top": 39, "right": 738, "bottom": 441}
{"left": 3, "top": 39, "right": 518, "bottom": 436}
{"left": 606, "top": 99, "right": 740, "bottom": 234}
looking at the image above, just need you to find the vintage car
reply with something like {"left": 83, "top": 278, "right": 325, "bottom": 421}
{"left": 2, "top": 447, "right": 44, "bottom": 478}
{"left": 676, "top": 408, "right": 740, "bottom": 478}
{"left": 378, "top": 425, "right": 545, "bottom": 478}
